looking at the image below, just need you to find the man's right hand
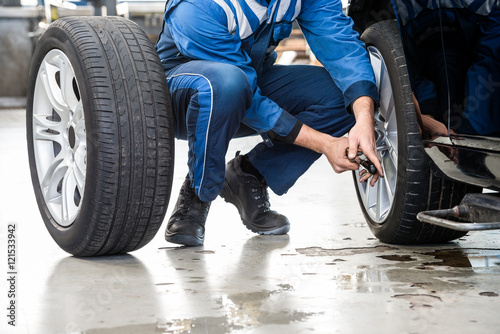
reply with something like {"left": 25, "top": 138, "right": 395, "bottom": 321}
{"left": 293, "top": 124, "right": 359, "bottom": 174}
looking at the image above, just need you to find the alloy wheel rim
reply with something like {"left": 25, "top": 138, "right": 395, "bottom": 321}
{"left": 355, "top": 46, "right": 398, "bottom": 224}
{"left": 32, "top": 49, "right": 86, "bottom": 227}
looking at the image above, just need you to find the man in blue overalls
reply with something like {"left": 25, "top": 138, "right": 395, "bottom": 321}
{"left": 156, "top": 0, "right": 383, "bottom": 246}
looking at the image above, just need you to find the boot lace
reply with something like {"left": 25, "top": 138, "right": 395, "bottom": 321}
{"left": 172, "top": 184, "right": 210, "bottom": 223}
{"left": 178, "top": 186, "right": 194, "bottom": 213}
{"left": 246, "top": 177, "right": 271, "bottom": 213}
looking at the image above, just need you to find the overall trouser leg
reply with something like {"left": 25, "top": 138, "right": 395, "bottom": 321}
{"left": 166, "top": 60, "right": 253, "bottom": 202}
{"left": 247, "top": 65, "right": 356, "bottom": 195}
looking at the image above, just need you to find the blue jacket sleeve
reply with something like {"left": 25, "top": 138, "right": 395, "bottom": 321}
{"left": 166, "top": 0, "right": 295, "bottom": 135}
{"left": 298, "top": 0, "right": 379, "bottom": 111}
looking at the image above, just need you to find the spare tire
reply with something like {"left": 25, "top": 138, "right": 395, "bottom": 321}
{"left": 26, "top": 16, "right": 174, "bottom": 256}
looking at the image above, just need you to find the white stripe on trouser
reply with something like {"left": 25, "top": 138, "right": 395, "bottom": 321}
{"left": 167, "top": 72, "right": 214, "bottom": 197}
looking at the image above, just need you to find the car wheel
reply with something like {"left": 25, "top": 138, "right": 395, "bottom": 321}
{"left": 354, "top": 20, "right": 476, "bottom": 244}
{"left": 26, "top": 16, "right": 174, "bottom": 256}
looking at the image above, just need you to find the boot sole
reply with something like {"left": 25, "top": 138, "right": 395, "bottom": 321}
{"left": 255, "top": 224, "right": 290, "bottom": 235}
{"left": 220, "top": 181, "right": 290, "bottom": 235}
{"left": 165, "top": 233, "right": 204, "bottom": 247}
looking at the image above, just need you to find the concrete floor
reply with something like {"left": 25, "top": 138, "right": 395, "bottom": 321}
{"left": 1, "top": 108, "right": 500, "bottom": 334}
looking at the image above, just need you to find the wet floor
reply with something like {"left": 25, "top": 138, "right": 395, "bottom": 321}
{"left": 1, "top": 108, "right": 500, "bottom": 334}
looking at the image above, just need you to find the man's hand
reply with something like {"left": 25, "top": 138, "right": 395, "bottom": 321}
{"left": 413, "top": 93, "right": 451, "bottom": 140}
{"left": 294, "top": 126, "right": 359, "bottom": 173}
{"left": 348, "top": 96, "right": 383, "bottom": 186}
{"left": 292, "top": 96, "right": 383, "bottom": 185}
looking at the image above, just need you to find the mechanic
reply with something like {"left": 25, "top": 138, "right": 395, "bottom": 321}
{"left": 155, "top": 0, "right": 383, "bottom": 247}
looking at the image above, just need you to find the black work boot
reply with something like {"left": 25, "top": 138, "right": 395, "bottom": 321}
{"left": 165, "top": 175, "right": 211, "bottom": 246}
{"left": 220, "top": 154, "right": 290, "bottom": 235}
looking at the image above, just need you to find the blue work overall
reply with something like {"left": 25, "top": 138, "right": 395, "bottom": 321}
{"left": 158, "top": 0, "right": 378, "bottom": 202}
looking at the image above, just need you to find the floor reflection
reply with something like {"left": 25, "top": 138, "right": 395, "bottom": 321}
{"left": 423, "top": 248, "right": 500, "bottom": 268}
{"left": 157, "top": 235, "right": 320, "bottom": 332}
{"left": 42, "top": 255, "right": 161, "bottom": 333}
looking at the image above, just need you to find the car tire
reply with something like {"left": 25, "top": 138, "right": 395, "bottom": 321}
{"left": 26, "top": 16, "right": 174, "bottom": 256}
{"left": 354, "top": 20, "right": 478, "bottom": 244}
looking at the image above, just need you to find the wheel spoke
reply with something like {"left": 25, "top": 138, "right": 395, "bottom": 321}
{"left": 361, "top": 180, "right": 370, "bottom": 209}
{"left": 33, "top": 127, "right": 61, "bottom": 142}
{"left": 74, "top": 103, "right": 86, "bottom": 145}
{"left": 73, "top": 101, "right": 84, "bottom": 126}
{"left": 366, "top": 177, "right": 377, "bottom": 215}
{"left": 381, "top": 159, "right": 394, "bottom": 197}
{"left": 385, "top": 101, "right": 397, "bottom": 133}
{"left": 39, "top": 61, "right": 67, "bottom": 113}
{"left": 378, "top": 69, "right": 393, "bottom": 121}
{"left": 61, "top": 169, "right": 79, "bottom": 224}
{"left": 33, "top": 113, "right": 59, "bottom": 129}
{"left": 383, "top": 171, "right": 395, "bottom": 202}
{"left": 41, "top": 156, "right": 66, "bottom": 201}
{"left": 373, "top": 179, "right": 382, "bottom": 221}
{"left": 73, "top": 101, "right": 86, "bottom": 191}
{"left": 386, "top": 131, "right": 398, "bottom": 158}
{"left": 383, "top": 100, "right": 396, "bottom": 130}
{"left": 369, "top": 50, "right": 383, "bottom": 88}
{"left": 383, "top": 143, "right": 397, "bottom": 171}
{"left": 385, "top": 112, "right": 398, "bottom": 155}
{"left": 59, "top": 58, "right": 80, "bottom": 112}
{"left": 369, "top": 47, "right": 393, "bottom": 121}
{"left": 74, "top": 146, "right": 86, "bottom": 193}
{"left": 32, "top": 114, "right": 64, "bottom": 144}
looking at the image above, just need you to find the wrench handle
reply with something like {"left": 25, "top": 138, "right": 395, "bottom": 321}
{"left": 346, "top": 148, "right": 377, "bottom": 175}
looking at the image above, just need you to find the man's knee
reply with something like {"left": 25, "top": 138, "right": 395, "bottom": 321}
{"left": 209, "top": 64, "right": 253, "bottom": 111}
